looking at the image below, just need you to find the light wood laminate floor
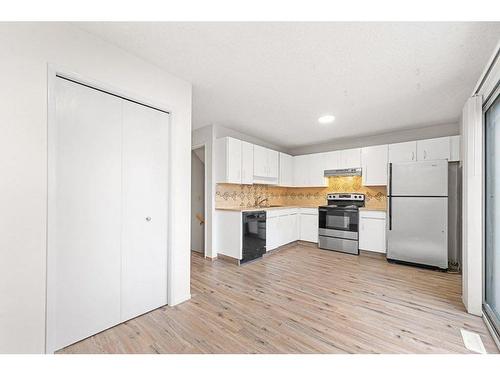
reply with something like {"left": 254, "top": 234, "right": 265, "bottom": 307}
{"left": 60, "top": 244, "right": 498, "bottom": 354}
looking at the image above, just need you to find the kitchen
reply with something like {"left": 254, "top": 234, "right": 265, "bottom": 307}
{"left": 213, "top": 134, "right": 460, "bottom": 268}
{"left": 3, "top": 19, "right": 500, "bottom": 358}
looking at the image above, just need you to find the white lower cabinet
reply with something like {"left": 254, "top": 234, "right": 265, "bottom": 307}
{"left": 286, "top": 212, "right": 299, "bottom": 244}
{"left": 299, "top": 208, "right": 318, "bottom": 242}
{"left": 359, "top": 210, "right": 386, "bottom": 253}
{"left": 266, "top": 215, "right": 280, "bottom": 251}
{"left": 266, "top": 208, "right": 303, "bottom": 250}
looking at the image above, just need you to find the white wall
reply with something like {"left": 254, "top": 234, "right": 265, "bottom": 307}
{"left": 191, "top": 149, "right": 205, "bottom": 253}
{"left": 0, "top": 23, "right": 192, "bottom": 353}
{"left": 214, "top": 124, "right": 289, "bottom": 153}
{"left": 289, "top": 122, "right": 460, "bottom": 155}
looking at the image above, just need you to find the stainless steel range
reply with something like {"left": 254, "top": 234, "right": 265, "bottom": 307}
{"left": 318, "top": 193, "right": 365, "bottom": 255}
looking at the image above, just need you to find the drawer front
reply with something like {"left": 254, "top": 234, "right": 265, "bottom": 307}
{"left": 318, "top": 236, "right": 359, "bottom": 255}
{"left": 359, "top": 210, "right": 386, "bottom": 220}
{"left": 266, "top": 208, "right": 298, "bottom": 217}
{"left": 299, "top": 207, "right": 319, "bottom": 215}
{"left": 266, "top": 210, "right": 281, "bottom": 218}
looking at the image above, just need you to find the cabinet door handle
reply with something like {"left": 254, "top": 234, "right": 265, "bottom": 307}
{"left": 411, "top": 151, "right": 415, "bottom": 161}
{"left": 423, "top": 150, "right": 427, "bottom": 160}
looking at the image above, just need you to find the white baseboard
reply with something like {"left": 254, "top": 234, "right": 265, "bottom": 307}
{"left": 169, "top": 293, "right": 191, "bottom": 306}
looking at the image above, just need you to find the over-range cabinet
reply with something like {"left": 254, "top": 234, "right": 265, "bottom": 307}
{"left": 387, "top": 160, "right": 448, "bottom": 269}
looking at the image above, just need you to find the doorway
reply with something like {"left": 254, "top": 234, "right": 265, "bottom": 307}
{"left": 191, "top": 145, "right": 206, "bottom": 255}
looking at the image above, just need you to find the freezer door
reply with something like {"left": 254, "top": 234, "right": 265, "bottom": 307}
{"left": 390, "top": 160, "right": 448, "bottom": 197}
{"left": 387, "top": 196, "right": 448, "bottom": 269}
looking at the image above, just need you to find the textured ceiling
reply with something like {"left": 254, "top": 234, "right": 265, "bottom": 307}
{"left": 77, "top": 22, "right": 500, "bottom": 148}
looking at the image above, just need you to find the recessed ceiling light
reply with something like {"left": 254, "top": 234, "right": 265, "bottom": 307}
{"left": 318, "top": 115, "right": 335, "bottom": 124}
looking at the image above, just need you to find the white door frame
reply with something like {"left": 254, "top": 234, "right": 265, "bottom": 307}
{"left": 191, "top": 143, "right": 208, "bottom": 257}
{"left": 46, "top": 64, "right": 173, "bottom": 353}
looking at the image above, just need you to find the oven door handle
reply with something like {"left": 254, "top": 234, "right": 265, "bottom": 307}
{"left": 320, "top": 208, "right": 359, "bottom": 213}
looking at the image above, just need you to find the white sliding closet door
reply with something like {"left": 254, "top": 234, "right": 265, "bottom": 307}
{"left": 48, "top": 78, "right": 123, "bottom": 351}
{"left": 121, "top": 101, "right": 169, "bottom": 321}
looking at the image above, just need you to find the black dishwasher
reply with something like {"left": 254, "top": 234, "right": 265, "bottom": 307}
{"left": 242, "top": 211, "right": 266, "bottom": 264}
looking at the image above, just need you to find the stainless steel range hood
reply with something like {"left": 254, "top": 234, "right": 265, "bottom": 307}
{"left": 324, "top": 168, "right": 362, "bottom": 177}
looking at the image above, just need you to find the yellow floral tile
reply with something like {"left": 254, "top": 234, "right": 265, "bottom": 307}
{"left": 216, "top": 176, "right": 386, "bottom": 210}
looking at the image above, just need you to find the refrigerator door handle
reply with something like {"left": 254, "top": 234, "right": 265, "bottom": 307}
{"left": 388, "top": 196, "right": 392, "bottom": 230}
{"left": 388, "top": 163, "right": 392, "bottom": 230}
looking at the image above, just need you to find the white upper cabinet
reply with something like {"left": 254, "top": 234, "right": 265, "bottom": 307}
{"left": 279, "top": 152, "right": 293, "bottom": 186}
{"left": 323, "top": 148, "right": 360, "bottom": 170}
{"left": 216, "top": 135, "right": 460, "bottom": 187}
{"left": 215, "top": 137, "right": 255, "bottom": 184}
{"left": 293, "top": 154, "right": 310, "bottom": 187}
{"left": 388, "top": 141, "right": 417, "bottom": 163}
{"left": 361, "top": 145, "right": 388, "bottom": 186}
{"left": 268, "top": 149, "right": 279, "bottom": 178}
{"left": 226, "top": 138, "right": 242, "bottom": 183}
{"left": 449, "top": 135, "right": 460, "bottom": 162}
{"left": 309, "top": 153, "right": 328, "bottom": 186}
{"left": 215, "top": 137, "right": 242, "bottom": 184}
{"left": 253, "top": 144, "right": 267, "bottom": 177}
{"left": 339, "top": 148, "right": 361, "bottom": 169}
{"left": 389, "top": 136, "right": 460, "bottom": 163}
{"left": 417, "top": 136, "right": 450, "bottom": 161}
{"left": 241, "top": 141, "right": 254, "bottom": 184}
{"left": 323, "top": 150, "right": 340, "bottom": 170}
{"left": 253, "top": 144, "right": 279, "bottom": 183}
{"left": 293, "top": 154, "right": 327, "bottom": 187}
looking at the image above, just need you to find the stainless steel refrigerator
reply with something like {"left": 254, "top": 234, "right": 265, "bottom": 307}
{"left": 387, "top": 160, "right": 448, "bottom": 269}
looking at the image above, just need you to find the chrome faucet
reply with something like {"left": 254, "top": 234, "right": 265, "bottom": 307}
{"left": 254, "top": 196, "right": 269, "bottom": 207}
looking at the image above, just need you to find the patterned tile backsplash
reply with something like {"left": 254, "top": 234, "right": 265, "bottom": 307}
{"left": 216, "top": 176, "right": 387, "bottom": 209}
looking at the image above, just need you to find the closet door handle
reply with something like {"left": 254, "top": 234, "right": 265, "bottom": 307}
{"left": 146, "top": 217, "right": 152, "bottom": 222}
